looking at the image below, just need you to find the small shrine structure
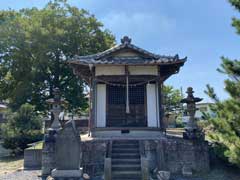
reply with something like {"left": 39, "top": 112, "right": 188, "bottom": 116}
{"left": 41, "top": 36, "right": 209, "bottom": 180}
{"left": 69, "top": 36, "right": 186, "bottom": 137}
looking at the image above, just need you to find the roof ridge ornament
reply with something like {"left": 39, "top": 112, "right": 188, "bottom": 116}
{"left": 121, "top": 36, "right": 132, "bottom": 45}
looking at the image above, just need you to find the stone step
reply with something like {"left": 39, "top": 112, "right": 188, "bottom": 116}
{"left": 112, "top": 152, "right": 139, "bottom": 155}
{"left": 112, "top": 146, "right": 139, "bottom": 151}
{"left": 112, "top": 147, "right": 139, "bottom": 150}
{"left": 112, "top": 144, "right": 139, "bottom": 149}
{"left": 112, "top": 164, "right": 141, "bottom": 171}
{"left": 112, "top": 158, "right": 141, "bottom": 165}
{"left": 112, "top": 148, "right": 139, "bottom": 153}
{"left": 113, "top": 179, "right": 140, "bottom": 180}
{"left": 112, "top": 140, "right": 139, "bottom": 144}
{"left": 112, "top": 153, "right": 140, "bottom": 159}
{"left": 112, "top": 179, "right": 140, "bottom": 180}
{"left": 112, "top": 171, "right": 142, "bottom": 179}
{"left": 112, "top": 143, "right": 139, "bottom": 147}
{"left": 111, "top": 140, "right": 142, "bottom": 179}
{"left": 112, "top": 166, "right": 141, "bottom": 171}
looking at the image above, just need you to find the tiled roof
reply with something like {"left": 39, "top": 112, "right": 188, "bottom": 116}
{"left": 69, "top": 36, "right": 187, "bottom": 66}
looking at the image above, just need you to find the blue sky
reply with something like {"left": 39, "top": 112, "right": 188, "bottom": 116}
{"left": 1, "top": 0, "right": 240, "bottom": 102}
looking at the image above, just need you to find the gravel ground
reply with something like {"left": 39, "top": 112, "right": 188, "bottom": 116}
{"left": 0, "top": 165, "right": 239, "bottom": 180}
{"left": 0, "top": 170, "right": 41, "bottom": 180}
{"left": 0, "top": 170, "right": 203, "bottom": 180}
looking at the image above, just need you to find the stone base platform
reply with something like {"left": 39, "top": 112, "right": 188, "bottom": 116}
{"left": 51, "top": 168, "right": 82, "bottom": 179}
{"left": 80, "top": 134, "right": 210, "bottom": 178}
{"left": 41, "top": 129, "right": 209, "bottom": 179}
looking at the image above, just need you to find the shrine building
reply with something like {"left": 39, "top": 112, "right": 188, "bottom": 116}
{"left": 69, "top": 36, "right": 186, "bottom": 137}
{"left": 41, "top": 36, "right": 209, "bottom": 180}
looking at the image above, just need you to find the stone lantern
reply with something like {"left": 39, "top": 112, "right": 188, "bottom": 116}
{"left": 180, "top": 87, "right": 203, "bottom": 139}
{"left": 46, "top": 88, "right": 66, "bottom": 130}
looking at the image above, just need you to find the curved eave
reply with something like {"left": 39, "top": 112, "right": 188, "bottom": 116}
{"left": 67, "top": 57, "right": 187, "bottom": 66}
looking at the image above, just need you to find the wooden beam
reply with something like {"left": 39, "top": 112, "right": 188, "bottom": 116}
{"left": 96, "top": 75, "right": 158, "bottom": 83}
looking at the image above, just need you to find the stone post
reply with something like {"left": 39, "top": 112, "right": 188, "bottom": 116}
{"left": 104, "top": 158, "right": 111, "bottom": 180}
{"left": 41, "top": 128, "right": 56, "bottom": 177}
{"left": 51, "top": 120, "right": 82, "bottom": 179}
{"left": 156, "top": 140, "right": 166, "bottom": 171}
{"left": 141, "top": 156, "right": 149, "bottom": 180}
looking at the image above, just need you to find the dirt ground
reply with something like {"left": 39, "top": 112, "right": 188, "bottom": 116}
{"left": 0, "top": 156, "right": 23, "bottom": 176}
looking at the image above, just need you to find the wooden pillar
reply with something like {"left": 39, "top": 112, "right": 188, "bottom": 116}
{"left": 158, "top": 66, "right": 165, "bottom": 131}
{"left": 125, "top": 65, "right": 129, "bottom": 125}
{"left": 88, "top": 66, "right": 95, "bottom": 136}
{"left": 158, "top": 82, "right": 164, "bottom": 130}
{"left": 92, "top": 77, "right": 96, "bottom": 129}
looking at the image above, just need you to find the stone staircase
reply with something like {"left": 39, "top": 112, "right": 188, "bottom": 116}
{"left": 111, "top": 140, "right": 142, "bottom": 180}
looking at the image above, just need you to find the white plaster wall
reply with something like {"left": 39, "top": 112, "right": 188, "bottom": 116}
{"left": 129, "top": 66, "right": 158, "bottom": 75}
{"left": 96, "top": 84, "right": 106, "bottom": 127}
{"left": 147, "top": 84, "right": 158, "bottom": 127}
{"left": 95, "top": 65, "right": 158, "bottom": 76}
{"left": 95, "top": 66, "right": 125, "bottom": 76}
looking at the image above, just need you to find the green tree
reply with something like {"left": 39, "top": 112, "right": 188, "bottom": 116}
{"left": 163, "top": 85, "right": 184, "bottom": 127}
{"left": 0, "top": 0, "right": 115, "bottom": 112}
{"left": 1, "top": 103, "right": 43, "bottom": 154}
{"left": 162, "top": 85, "right": 183, "bottom": 112}
{"left": 204, "top": 0, "right": 240, "bottom": 167}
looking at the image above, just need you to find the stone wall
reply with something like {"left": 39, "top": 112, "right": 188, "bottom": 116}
{"left": 80, "top": 137, "right": 209, "bottom": 177}
{"left": 143, "top": 137, "right": 209, "bottom": 174}
{"left": 41, "top": 135, "right": 209, "bottom": 178}
{"left": 81, "top": 140, "right": 108, "bottom": 177}
{"left": 24, "top": 149, "right": 42, "bottom": 169}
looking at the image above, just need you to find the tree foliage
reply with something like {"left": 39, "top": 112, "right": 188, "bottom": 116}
{"left": 162, "top": 85, "right": 183, "bottom": 112}
{"left": 0, "top": 0, "right": 115, "bottom": 112}
{"left": 204, "top": 0, "right": 240, "bottom": 167}
{"left": 1, "top": 103, "right": 43, "bottom": 153}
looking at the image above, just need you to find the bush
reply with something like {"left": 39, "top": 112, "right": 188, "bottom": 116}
{"left": 176, "top": 117, "right": 184, "bottom": 128}
{"left": 1, "top": 103, "right": 43, "bottom": 154}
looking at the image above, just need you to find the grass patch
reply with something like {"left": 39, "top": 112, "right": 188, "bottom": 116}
{"left": 167, "top": 128, "right": 185, "bottom": 132}
{"left": 27, "top": 141, "right": 43, "bottom": 150}
{"left": 0, "top": 155, "right": 23, "bottom": 175}
{"left": 166, "top": 128, "right": 185, "bottom": 136}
